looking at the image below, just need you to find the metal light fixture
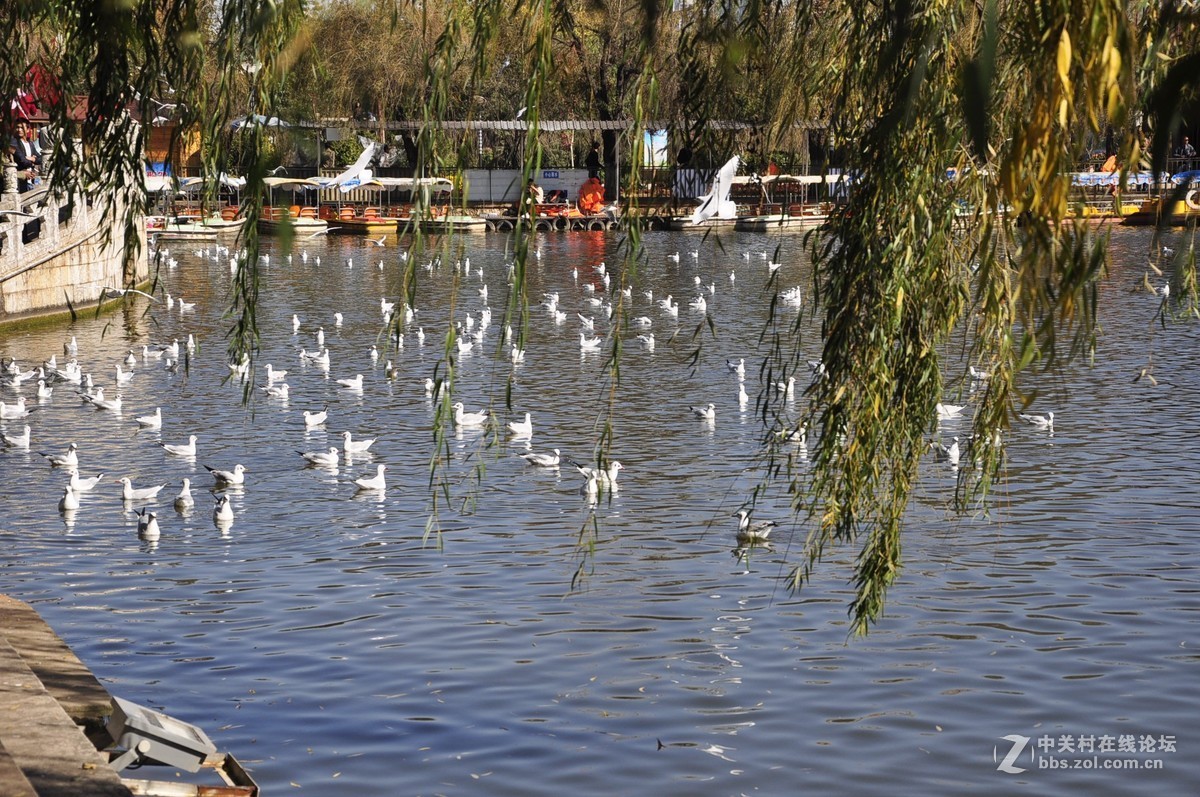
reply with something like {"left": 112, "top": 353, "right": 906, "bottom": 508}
{"left": 106, "top": 696, "right": 217, "bottom": 773}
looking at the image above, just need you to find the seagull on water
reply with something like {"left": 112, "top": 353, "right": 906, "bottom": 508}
{"left": 265, "top": 363, "right": 288, "bottom": 382}
{"left": 1018, "top": 411, "right": 1055, "bottom": 431}
{"left": 342, "top": 431, "right": 376, "bottom": 454}
{"left": 136, "top": 509, "right": 161, "bottom": 541}
{"left": 734, "top": 509, "right": 776, "bottom": 544}
{"left": 213, "top": 493, "right": 234, "bottom": 522}
{"left": 120, "top": 478, "right": 166, "bottom": 502}
{"left": 69, "top": 471, "right": 104, "bottom": 491}
{"left": 637, "top": 333, "right": 655, "bottom": 352}
{"left": 354, "top": 464, "right": 387, "bottom": 491}
{"left": 520, "top": 448, "right": 560, "bottom": 468}
{"left": 205, "top": 463, "right": 247, "bottom": 485}
{"left": 2, "top": 424, "right": 31, "bottom": 448}
{"left": 936, "top": 402, "right": 965, "bottom": 420}
{"left": 579, "top": 334, "right": 603, "bottom": 352}
{"left": 174, "top": 478, "right": 194, "bottom": 511}
{"left": 452, "top": 402, "right": 489, "bottom": 428}
{"left": 304, "top": 406, "right": 329, "bottom": 427}
{"left": 336, "top": 374, "right": 364, "bottom": 391}
{"left": 263, "top": 382, "right": 290, "bottom": 399}
{"left": 0, "top": 397, "right": 29, "bottom": 419}
{"left": 931, "top": 437, "right": 961, "bottom": 466}
{"left": 159, "top": 434, "right": 197, "bottom": 457}
{"left": 726, "top": 358, "right": 745, "bottom": 379}
{"left": 689, "top": 403, "right": 716, "bottom": 421}
{"left": 41, "top": 443, "right": 79, "bottom": 467}
{"left": 507, "top": 412, "right": 533, "bottom": 438}
{"left": 135, "top": 407, "right": 163, "bottom": 428}
{"left": 58, "top": 486, "right": 80, "bottom": 512}
{"left": 571, "top": 460, "right": 623, "bottom": 488}
{"left": 299, "top": 447, "right": 340, "bottom": 467}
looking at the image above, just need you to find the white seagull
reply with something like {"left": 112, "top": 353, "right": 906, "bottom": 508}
{"left": 159, "top": 434, "right": 198, "bottom": 457}
{"left": 689, "top": 403, "right": 717, "bottom": 421}
{"left": 342, "top": 431, "right": 376, "bottom": 454}
{"left": 573, "top": 460, "right": 624, "bottom": 488}
{"left": 41, "top": 443, "right": 79, "bottom": 467}
{"left": 520, "top": 448, "right": 560, "bottom": 468}
{"left": 452, "top": 402, "right": 488, "bottom": 428}
{"left": 299, "top": 447, "right": 340, "bottom": 467}
{"left": 1018, "top": 411, "right": 1055, "bottom": 431}
{"left": 931, "top": 437, "right": 961, "bottom": 466}
{"left": 936, "top": 402, "right": 966, "bottom": 420}
{"left": 734, "top": 509, "right": 776, "bottom": 544}
{"left": 336, "top": 374, "right": 364, "bottom": 390}
{"left": 205, "top": 463, "right": 247, "bottom": 485}
{"left": 507, "top": 412, "right": 533, "bottom": 438}
{"left": 58, "top": 486, "right": 80, "bottom": 512}
{"left": 69, "top": 471, "right": 104, "bottom": 491}
{"left": 135, "top": 407, "right": 163, "bottom": 428}
{"left": 174, "top": 478, "right": 194, "bottom": 511}
{"left": 0, "top": 397, "right": 29, "bottom": 419}
{"left": 120, "top": 478, "right": 166, "bottom": 502}
{"left": 354, "top": 464, "right": 388, "bottom": 491}
{"left": 136, "top": 509, "right": 161, "bottom": 541}
{"left": 213, "top": 493, "right": 234, "bottom": 522}
{"left": 2, "top": 424, "right": 31, "bottom": 448}
{"left": 304, "top": 406, "right": 329, "bottom": 427}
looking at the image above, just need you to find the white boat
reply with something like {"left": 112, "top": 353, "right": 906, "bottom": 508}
{"left": 258, "top": 178, "right": 327, "bottom": 234}
{"left": 405, "top": 214, "right": 490, "bottom": 233}
{"left": 735, "top": 208, "right": 829, "bottom": 232}
{"left": 664, "top": 215, "right": 740, "bottom": 231}
{"left": 146, "top": 215, "right": 219, "bottom": 241}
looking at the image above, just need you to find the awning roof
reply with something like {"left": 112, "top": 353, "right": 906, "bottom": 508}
{"left": 296, "top": 118, "right": 823, "bottom": 132}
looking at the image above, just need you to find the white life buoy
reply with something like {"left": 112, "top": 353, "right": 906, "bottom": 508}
{"left": 1185, "top": 189, "right": 1200, "bottom": 211}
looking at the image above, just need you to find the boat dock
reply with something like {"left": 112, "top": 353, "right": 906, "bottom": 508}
{"left": 0, "top": 595, "right": 256, "bottom": 797}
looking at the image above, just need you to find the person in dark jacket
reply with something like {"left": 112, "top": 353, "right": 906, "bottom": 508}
{"left": 585, "top": 141, "right": 601, "bottom": 179}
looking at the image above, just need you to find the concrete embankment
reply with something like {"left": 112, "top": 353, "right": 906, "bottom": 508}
{"left": 1, "top": 186, "right": 148, "bottom": 326}
{"left": 0, "top": 594, "right": 131, "bottom": 797}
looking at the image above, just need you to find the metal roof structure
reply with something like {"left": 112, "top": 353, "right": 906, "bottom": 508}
{"left": 296, "top": 118, "right": 820, "bottom": 132}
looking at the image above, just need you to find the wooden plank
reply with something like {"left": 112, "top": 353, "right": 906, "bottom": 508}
{"left": 0, "top": 594, "right": 113, "bottom": 724}
{"left": 0, "top": 637, "right": 132, "bottom": 797}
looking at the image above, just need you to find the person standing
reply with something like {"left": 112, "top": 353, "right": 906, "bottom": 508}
{"left": 585, "top": 141, "right": 601, "bottom": 179}
{"left": 1177, "top": 136, "right": 1196, "bottom": 167}
{"left": 10, "top": 121, "right": 39, "bottom": 191}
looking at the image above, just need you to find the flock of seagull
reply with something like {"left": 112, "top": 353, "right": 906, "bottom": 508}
{"left": 0, "top": 234, "right": 1060, "bottom": 548}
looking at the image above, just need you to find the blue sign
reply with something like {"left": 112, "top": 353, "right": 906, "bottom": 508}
{"left": 542, "top": 170, "right": 559, "bottom": 179}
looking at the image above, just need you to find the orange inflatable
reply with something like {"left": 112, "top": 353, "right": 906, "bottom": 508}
{"left": 578, "top": 177, "right": 605, "bottom": 215}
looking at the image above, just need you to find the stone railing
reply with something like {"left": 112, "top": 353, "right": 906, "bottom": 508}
{"left": 0, "top": 160, "right": 148, "bottom": 322}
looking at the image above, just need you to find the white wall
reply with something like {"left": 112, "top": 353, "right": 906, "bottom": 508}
{"left": 462, "top": 168, "right": 589, "bottom": 203}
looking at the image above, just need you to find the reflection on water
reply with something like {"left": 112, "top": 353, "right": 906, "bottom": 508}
{"left": 0, "top": 227, "right": 1197, "bottom": 794}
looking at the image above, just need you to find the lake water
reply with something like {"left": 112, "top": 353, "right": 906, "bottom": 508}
{"left": 1, "top": 225, "right": 1197, "bottom": 795}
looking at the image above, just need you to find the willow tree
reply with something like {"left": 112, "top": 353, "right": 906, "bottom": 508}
{"left": 5, "top": 0, "right": 1197, "bottom": 633}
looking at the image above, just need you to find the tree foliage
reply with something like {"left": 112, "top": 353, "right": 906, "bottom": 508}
{"left": 5, "top": 0, "right": 1200, "bottom": 633}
